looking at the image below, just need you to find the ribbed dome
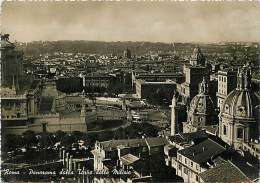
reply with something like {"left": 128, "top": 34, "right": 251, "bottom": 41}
{"left": 221, "top": 89, "right": 260, "bottom": 120}
{"left": 189, "top": 78, "right": 216, "bottom": 116}
{"left": 189, "top": 94, "right": 215, "bottom": 115}
{"left": 221, "top": 65, "right": 260, "bottom": 121}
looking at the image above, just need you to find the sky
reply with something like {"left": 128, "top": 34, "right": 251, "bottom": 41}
{"left": 1, "top": 1, "right": 260, "bottom": 43}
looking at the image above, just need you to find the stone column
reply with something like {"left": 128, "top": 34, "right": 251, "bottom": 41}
{"left": 69, "top": 155, "right": 73, "bottom": 172}
{"left": 62, "top": 150, "right": 66, "bottom": 166}
{"left": 66, "top": 153, "right": 69, "bottom": 169}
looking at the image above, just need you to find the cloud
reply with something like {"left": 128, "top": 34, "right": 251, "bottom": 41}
{"left": 2, "top": 1, "right": 260, "bottom": 42}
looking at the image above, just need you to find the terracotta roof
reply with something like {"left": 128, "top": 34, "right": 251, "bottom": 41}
{"left": 199, "top": 161, "right": 250, "bottom": 183}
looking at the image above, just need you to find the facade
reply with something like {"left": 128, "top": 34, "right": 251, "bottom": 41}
{"left": 216, "top": 69, "right": 237, "bottom": 108}
{"left": 1, "top": 80, "right": 41, "bottom": 130}
{"left": 83, "top": 74, "right": 112, "bottom": 89}
{"left": 135, "top": 79, "right": 176, "bottom": 99}
{"left": 219, "top": 65, "right": 260, "bottom": 150}
{"left": 132, "top": 71, "right": 184, "bottom": 88}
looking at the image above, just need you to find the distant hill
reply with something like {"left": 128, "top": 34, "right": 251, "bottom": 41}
{"left": 16, "top": 40, "right": 174, "bottom": 56}
{"left": 15, "top": 40, "right": 259, "bottom": 57}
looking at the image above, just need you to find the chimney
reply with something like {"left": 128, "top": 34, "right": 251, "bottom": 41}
{"left": 203, "top": 146, "right": 205, "bottom": 152}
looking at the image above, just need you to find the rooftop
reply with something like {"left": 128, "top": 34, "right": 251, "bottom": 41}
{"left": 199, "top": 160, "right": 250, "bottom": 183}
{"left": 99, "top": 137, "right": 168, "bottom": 151}
{"left": 168, "top": 130, "right": 208, "bottom": 145}
{"left": 120, "top": 154, "right": 140, "bottom": 166}
{"left": 178, "top": 138, "right": 226, "bottom": 164}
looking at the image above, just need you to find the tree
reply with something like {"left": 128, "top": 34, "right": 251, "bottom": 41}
{"left": 61, "top": 134, "right": 75, "bottom": 148}
{"left": 55, "top": 130, "right": 66, "bottom": 142}
{"left": 71, "top": 131, "right": 85, "bottom": 141}
{"left": 2, "top": 134, "right": 21, "bottom": 151}
{"left": 22, "top": 130, "right": 38, "bottom": 147}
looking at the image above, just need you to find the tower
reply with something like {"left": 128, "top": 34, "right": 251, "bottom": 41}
{"left": 124, "top": 47, "right": 131, "bottom": 59}
{"left": 190, "top": 46, "right": 205, "bottom": 66}
{"left": 177, "top": 46, "right": 207, "bottom": 104}
{"left": 170, "top": 92, "right": 180, "bottom": 136}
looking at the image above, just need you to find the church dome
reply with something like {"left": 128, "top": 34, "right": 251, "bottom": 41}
{"left": 221, "top": 66, "right": 260, "bottom": 121}
{"left": 189, "top": 78, "right": 216, "bottom": 115}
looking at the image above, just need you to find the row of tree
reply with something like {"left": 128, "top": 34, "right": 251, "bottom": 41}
{"left": 2, "top": 123, "right": 159, "bottom": 153}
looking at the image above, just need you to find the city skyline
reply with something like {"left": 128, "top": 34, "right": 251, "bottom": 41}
{"left": 2, "top": 1, "right": 260, "bottom": 43}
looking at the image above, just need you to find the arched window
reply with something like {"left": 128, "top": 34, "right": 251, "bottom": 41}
{"left": 225, "top": 104, "right": 229, "bottom": 113}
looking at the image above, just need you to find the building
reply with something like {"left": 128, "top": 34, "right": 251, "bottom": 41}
{"left": 182, "top": 78, "right": 218, "bottom": 134}
{"left": 135, "top": 79, "right": 176, "bottom": 100}
{"left": 174, "top": 138, "right": 226, "bottom": 183}
{"left": 91, "top": 137, "right": 175, "bottom": 182}
{"left": 1, "top": 79, "right": 41, "bottom": 132}
{"left": 165, "top": 130, "right": 259, "bottom": 183}
{"left": 132, "top": 71, "right": 184, "bottom": 87}
{"left": 123, "top": 48, "right": 132, "bottom": 59}
{"left": 177, "top": 47, "right": 207, "bottom": 104}
{"left": 219, "top": 65, "right": 260, "bottom": 150}
{"left": 83, "top": 73, "right": 113, "bottom": 89}
{"left": 1, "top": 34, "right": 23, "bottom": 87}
{"left": 189, "top": 47, "right": 206, "bottom": 66}
{"left": 216, "top": 69, "right": 237, "bottom": 108}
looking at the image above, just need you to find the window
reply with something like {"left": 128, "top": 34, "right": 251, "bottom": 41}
{"left": 178, "top": 155, "right": 182, "bottom": 161}
{"left": 191, "top": 161, "right": 193, "bottom": 167}
{"left": 223, "top": 125, "right": 227, "bottom": 135}
{"left": 184, "top": 168, "right": 188, "bottom": 174}
{"left": 237, "top": 128, "right": 243, "bottom": 139}
{"left": 185, "top": 158, "right": 187, "bottom": 164}
{"left": 225, "top": 105, "right": 229, "bottom": 113}
{"left": 178, "top": 164, "right": 182, "bottom": 170}
{"left": 196, "top": 164, "right": 199, "bottom": 170}
{"left": 196, "top": 175, "right": 199, "bottom": 181}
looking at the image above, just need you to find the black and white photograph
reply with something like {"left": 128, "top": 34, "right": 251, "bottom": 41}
{"left": 1, "top": 1, "right": 260, "bottom": 182}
